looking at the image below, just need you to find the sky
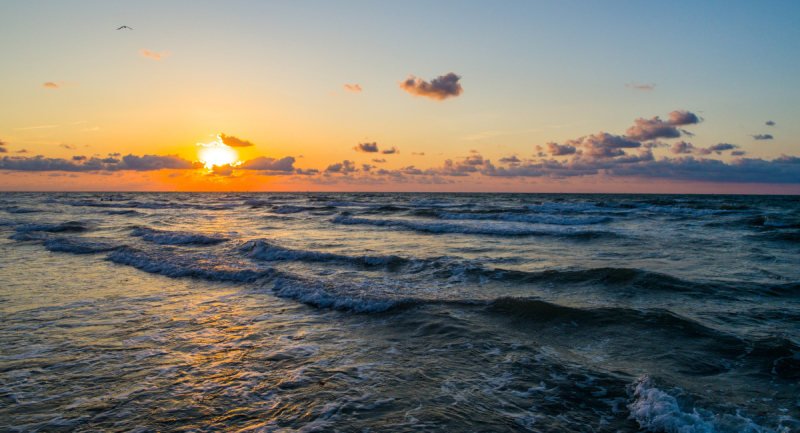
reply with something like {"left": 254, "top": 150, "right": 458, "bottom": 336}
{"left": 1, "top": 0, "right": 799, "bottom": 193}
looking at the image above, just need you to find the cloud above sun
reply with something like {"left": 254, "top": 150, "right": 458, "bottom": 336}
{"left": 399, "top": 73, "right": 463, "bottom": 100}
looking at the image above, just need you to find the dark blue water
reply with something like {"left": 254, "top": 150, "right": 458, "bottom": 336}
{"left": 1, "top": 193, "right": 798, "bottom": 432}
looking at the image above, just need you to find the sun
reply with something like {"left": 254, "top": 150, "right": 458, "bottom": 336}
{"left": 198, "top": 145, "right": 239, "bottom": 168}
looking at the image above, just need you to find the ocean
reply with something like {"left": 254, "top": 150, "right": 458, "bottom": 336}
{"left": 1, "top": 192, "right": 798, "bottom": 432}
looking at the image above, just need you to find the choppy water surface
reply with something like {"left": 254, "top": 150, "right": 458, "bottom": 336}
{"left": 1, "top": 192, "right": 799, "bottom": 432}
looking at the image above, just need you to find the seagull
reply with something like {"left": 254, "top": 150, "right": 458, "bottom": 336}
{"left": 117, "top": 26, "right": 133, "bottom": 30}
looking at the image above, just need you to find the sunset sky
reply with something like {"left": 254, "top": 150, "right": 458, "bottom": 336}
{"left": 2, "top": 1, "right": 799, "bottom": 193}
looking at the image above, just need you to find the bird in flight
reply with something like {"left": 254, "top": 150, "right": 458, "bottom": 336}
{"left": 117, "top": 26, "right": 133, "bottom": 30}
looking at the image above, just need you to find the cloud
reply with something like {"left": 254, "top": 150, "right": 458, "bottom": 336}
{"left": 625, "top": 83, "right": 656, "bottom": 90}
{"left": 704, "top": 143, "right": 739, "bottom": 155}
{"left": 731, "top": 151, "right": 746, "bottom": 156}
{"left": 0, "top": 153, "right": 202, "bottom": 172}
{"left": 765, "top": 121, "right": 775, "bottom": 126}
{"left": 239, "top": 156, "right": 296, "bottom": 172}
{"left": 671, "top": 141, "right": 696, "bottom": 154}
{"left": 411, "top": 152, "right": 425, "bottom": 156}
{"left": 625, "top": 110, "right": 701, "bottom": 141}
{"left": 354, "top": 142, "right": 379, "bottom": 153}
{"left": 382, "top": 146, "right": 399, "bottom": 154}
{"left": 399, "top": 72, "right": 463, "bottom": 100}
{"left": 372, "top": 158, "right": 387, "bottom": 163}
{"left": 16, "top": 149, "right": 28, "bottom": 154}
{"left": 72, "top": 155, "right": 86, "bottom": 161}
{"left": 752, "top": 134, "right": 773, "bottom": 140}
{"left": 139, "top": 49, "right": 170, "bottom": 60}
{"left": 581, "top": 133, "right": 641, "bottom": 158}
{"left": 219, "top": 133, "right": 255, "bottom": 148}
{"left": 499, "top": 155, "right": 522, "bottom": 164}
{"left": 546, "top": 141, "right": 578, "bottom": 156}
{"left": 0, "top": 147, "right": 6, "bottom": 153}
{"left": 325, "top": 160, "right": 358, "bottom": 173}
{"left": 361, "top": 164, "right": 372, "bottom": 172}
{"left": 210, "top": 164, "right": 235, "bottom": 176}
{"left": 109, "top": 153, "right": 121, "bottom": 157}
{"left": 59, "top": 144, "right": 76, "bottom": 150}
{"left": 42, "top": 81, "right": 77, "bottom": 89}
{"left": 343, "top": 84, "right": 362, "bottom": 92}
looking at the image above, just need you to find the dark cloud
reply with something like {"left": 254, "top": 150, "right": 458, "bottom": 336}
{"left": 765, "top": 121, "right": 775, "bottom": 126}
{"left": 109, "top": 152, "right": 121, "bottom": 157}
{"left": 731, "top": 151, "right": 746, "bottom": 156}
{"left": 219, "top": 133, "right": 255, "bottom": 148}
{"left": 60, "top": 144, "right": 77, "bottom": 150}
{"left": 581, "top": 133, "right": 641, "bottom": 159}
{"left": 0, "top": 147, "right": 7, "bottom": 153}
{"left": 16, "top": 149, "right": 29, "bottom": 153}
{"left": 399, "top": 73, "right": 463, "bottom": 100}
{"left": 325, "top": 160, "right": 358, "bottom": 174}
{"left": 101, "top": 157, "right": 120, "bottom": 163}
{"left": 354, "top": 142, "right": 379, "bottom": 153}
{"left": 0, "top": 154, "right": 202, "bottom": 172}
{"left": 382, "top": 146, "right": 399, "bottom": 154}
{"left": 546, "top": 141, "right": 578, "bottom": 156}
{"left": 752, "top": 134, "right": 773, "bottom": 140}
{"left": 625, "top": 110, "right": 701, "bottom": 142}
{"left": 625, "top": 83, "right": 656, "bottom": 90}
{"left": 499, "top": 155, "right": 522, "bottom": 164}
{"left": 343, "top": 84, "right": 362, "bottom": 92}
{"left": 72, "top": 155, "right": 86, "bottom": 161}
{"left": 239, "top": 156, "right": 296, "bottom": 172}
{"left": 209, "top": 164, "right": 235, "bottom": 176}
{"left": 671, "top": 141, "right": 696, "bottom": 154}
{"left": 361, "top": 164, "right": 372, "bottom": 172}
{"left": 372, "top": 158, "right": 387, "bottom": 163}
{"left": 705, "top": 143, "right": 739, "bottom": 155}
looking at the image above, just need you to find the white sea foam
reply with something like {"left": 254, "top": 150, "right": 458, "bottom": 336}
{"left": 436, "top": 211, "right": 609, "bottom": 225}
{"left": 627, "top": 375, "right": 773, "bottom": 433}
{"left": 107, "top": 248, "right": 275, "bottom": 282}
{"left": 44, "top": 237, "right": 122, "bottom": 254}
{"left": 131, "top": 228, "right": 230, "bottom": 245}
{"left": 242, "top": 239, "right": 404, "bottom": 265}
{"left": 332, "top": 215, "right": 613, "bottom": 236}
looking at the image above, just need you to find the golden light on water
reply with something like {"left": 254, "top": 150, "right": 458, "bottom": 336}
{"left": 198, "top": 145, "right": 239, "bottom": 168}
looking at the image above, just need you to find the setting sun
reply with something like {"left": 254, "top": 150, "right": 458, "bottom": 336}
{"left": 198, "top": 145, "right": 239, "bottom": 168}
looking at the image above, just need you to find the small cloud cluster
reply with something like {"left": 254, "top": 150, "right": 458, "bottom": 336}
{"left": 326, "top": 160, "right": 358, "bottom": 174}
{"left": 239, "top": 156, "right": 295, "bottom": 172}
{"left": 625, "top": 110, "right": 701, "bottom": 141}
{"left": 353, "top": 142, "right": 399, "bottom": 154}
{"left": 752, "top": 134, "right": 773, "bottom": 140}
{"left": 0, "top": 154, "right": 203, "bottom": 172}
{"left": 139, "top": 49, "right": 170, "bottom": 60}
{"left": 671, "top": 141, "right": 740, "bottom": 156}
{"left": 399, "top": 73, "right": 463, "bottom": 100}
{"left": 343, "top": 84, "right": 362, "bottom": 92}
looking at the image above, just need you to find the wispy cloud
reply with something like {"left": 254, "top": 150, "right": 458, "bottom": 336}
{"left": 625, "top": 83, "right": 656, "bottom": 90}
{"left": 42, "top": 81, "right": 77, "bottom": 89}
{"left": 59, "top": 144, "right": 76, "bottom": 150}
{"left": 399, "top": 72, "right": 463, "bottom": 100}
{"left": 411, "top": 152, "right": 425, "bottom": 156}
{"left": 372, "top": 158, "right": 387, "bottom": 163}
{"left": 343, "top": 84, "right": 362, "bottom": 92}
{"left": 752, "top": 134, "right": 773, "bottom": 140}
{"left": 0, "top": 154, "right": 203, "bottom": 172}
{"left": 139, "top": 49, "right": 170, "bottom": 60}
{"left": 15, "top": 124, "right": 59, "bottom": 130}
{"left": 382, "top": 146, "right": 399, "bottom": 155}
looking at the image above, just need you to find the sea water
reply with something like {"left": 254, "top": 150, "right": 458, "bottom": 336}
{"left": 1, "top": 192, "right": 798, "bottom": 432}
